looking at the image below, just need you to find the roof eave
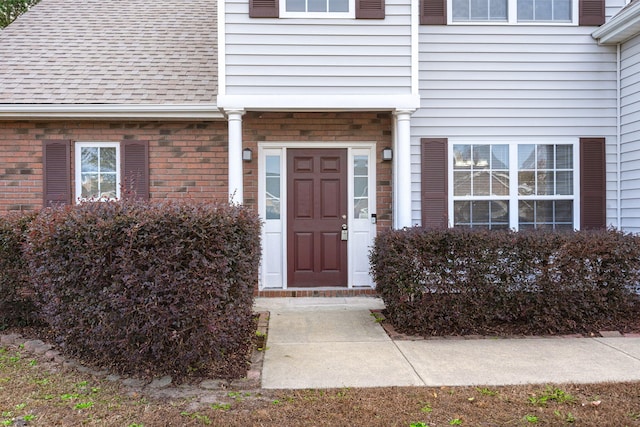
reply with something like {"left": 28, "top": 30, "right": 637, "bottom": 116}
{"left": 593, "top": 2, "right": 640, "bottom": 44}
{"left": 0, "top": 104, "right": 225, "bottom": 120}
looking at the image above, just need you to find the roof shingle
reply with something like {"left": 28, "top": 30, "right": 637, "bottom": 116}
{"left": 0, "top": 0, "right": 217, "bottom": 104}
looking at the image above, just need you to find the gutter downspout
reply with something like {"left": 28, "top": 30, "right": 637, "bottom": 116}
{"left": 617, "top": 43, "right": 622, "bottom": 230}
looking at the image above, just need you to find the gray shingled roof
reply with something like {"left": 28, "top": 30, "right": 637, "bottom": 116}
{"left": 0, "top": 0, "right": 217, "bottom": 104}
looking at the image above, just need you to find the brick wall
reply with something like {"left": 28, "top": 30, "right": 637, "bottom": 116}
{"left": 1, "top": 114, "right": 394, "bottom": 232}
{"left": 242, "top": 112, "right": 394, "bottom": 231}
{"left": 0, "top": 120, "right": 229, "bottom": 213}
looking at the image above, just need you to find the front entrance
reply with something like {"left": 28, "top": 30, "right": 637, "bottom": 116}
{"left": 287, "top": 148, "right": 348, "bottom": 287}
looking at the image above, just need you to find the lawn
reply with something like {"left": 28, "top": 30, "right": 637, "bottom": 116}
{"left": 1, "top": 341, "right": 640, "bottom": 426}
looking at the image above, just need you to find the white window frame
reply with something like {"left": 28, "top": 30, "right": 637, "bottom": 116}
{"left": 280, "top": 0, "right": 355, "bottom": 18}
{"left": 448, "top": 0, "right": 578, "bottom": 24}
{"left": 448, "top": 138, "right": 580, "bottom": 231}
{"left": 74, "top": 142, "right": 121, "bottom": 203}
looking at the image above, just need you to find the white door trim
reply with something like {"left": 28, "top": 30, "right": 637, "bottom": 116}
{"left": 258, "top": 141, "right": 377, "bottom": 289}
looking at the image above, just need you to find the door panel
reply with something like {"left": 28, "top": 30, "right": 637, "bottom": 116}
{"left": 287, "top": 148, "right": 348, "bottom": 287}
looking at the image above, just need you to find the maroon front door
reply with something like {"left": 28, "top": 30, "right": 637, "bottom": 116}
{"left": 287, "top": 148, "right": 348, "bottom": 287}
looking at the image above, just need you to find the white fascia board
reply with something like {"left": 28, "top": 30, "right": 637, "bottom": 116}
{"left": 0, "top": 104, "right": 225, "bottom": 120}
{"left": 593, "top": 2, "right": 640, "bottom": 44}
{"left": 217, "top": 94, "right": 421, "bottom": 112}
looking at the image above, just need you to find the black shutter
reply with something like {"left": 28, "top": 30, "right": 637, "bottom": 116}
{"left": 420, "top": 0, "right": 446, "bottom": 25}
{"left": 121, "top": 141, "right": 150, "bottom": 200}
{"left": 580, "top": 137, "right": 606, "bottom": 229}
{"left": 421, "top": 138, "right": 448, "bottom": 229}
{"left": 579, "top": 0, "right": 605, "bottom": 26}
{"left": 356, "top": 0, "right": 385, "bottom": 19}
{"left": 42, "top": 140, "right": 71, "bottom": 207}
{"left": 250, "top": 0, "right": 279, "bottom": 18}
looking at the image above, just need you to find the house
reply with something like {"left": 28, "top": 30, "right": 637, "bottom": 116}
{"left": 0, "top": 0, "right": 633, "bottom": 293}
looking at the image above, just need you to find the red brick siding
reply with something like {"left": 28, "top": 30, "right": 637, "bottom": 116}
{"left": 242, "top": 112, "right": 393, "bottom": 232}
{"left": 0, "top": 121, "right": 228, "bottom": 212}
{"left": 1, "top": 114, "right": 394, "bottom": 232}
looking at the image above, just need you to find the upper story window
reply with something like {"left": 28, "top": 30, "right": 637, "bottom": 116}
{"left": 282, "top": 0, "right": 355, "bottom": 17}
{"left": 251, "top": 0, "right": 384, "bottom": 19}
{"left": 449, "top": 0, "right": 575, "bottom": 23}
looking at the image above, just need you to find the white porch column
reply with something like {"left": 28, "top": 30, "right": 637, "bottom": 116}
{"left": 393, "top": 109, "right": 414, "bottom": 229}
{"left": 227, "top": 109, "right": 245, "bottom": 203}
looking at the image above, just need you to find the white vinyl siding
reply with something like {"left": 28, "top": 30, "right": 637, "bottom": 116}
{"left": 411, "top": 25, "right": 618, "bottom": 227}
{"left": 224, "top": 0, "right": 412, "bottom": 96}
{"left": 619, "top": 34, "right": 640, "bottom": 233}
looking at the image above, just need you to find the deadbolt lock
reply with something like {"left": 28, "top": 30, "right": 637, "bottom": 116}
{"left": 341, "top": 224, "right": 348, "bottom": 241}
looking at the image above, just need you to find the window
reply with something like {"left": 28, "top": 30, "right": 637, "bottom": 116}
{"left": 353, "top": 155, "right": 369, "bottom": 219}
{"left": 282, "top": 0, "right": 354, "bottom": 17}
{"left": 451, "top": 141, "right": 577, "bottom": 230}
{"left": 265, "top": 155, "right": 281, "bottom": 220}
{"left": 451, "top": 0, "right": 574, "bottom": 22}
{"left": 75, "top": 142, "right": 120, "bottom": 202}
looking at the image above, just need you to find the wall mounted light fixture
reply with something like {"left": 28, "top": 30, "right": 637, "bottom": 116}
{"left": 382, "top": 147, "right": 393, "bottom": 161}
{"left": 242, "top": 148, "right": 252, "bottom": 162}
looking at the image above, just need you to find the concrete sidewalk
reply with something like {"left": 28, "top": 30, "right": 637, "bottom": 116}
{"left": 255, "top": 297, "right": 640, "bottom": 389}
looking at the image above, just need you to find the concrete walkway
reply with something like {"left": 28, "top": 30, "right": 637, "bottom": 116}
{"left": 255, "top": 297, "right": 640, "bottom": 389}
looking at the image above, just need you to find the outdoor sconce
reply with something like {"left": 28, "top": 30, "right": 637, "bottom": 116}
{"left": 382, "top": 147, "right": 393, "bottom": 161}
{"left": 242, "top": 148, "right": 253, "bottom": 162}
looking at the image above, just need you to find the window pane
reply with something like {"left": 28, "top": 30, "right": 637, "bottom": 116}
{"left": 355, "top": 198, "right": 369, "bottom": 219}
{"left": 556, "top": 171, "right": 573, "bottom": 195}
{"left": 81, "top": 173, "right": 99, "bottom": 198}
{"left": 329, "top": 0, "right": 348, "bottom": 12}
{"left": 266, "top": 177, "right": 280, "bottom": 198}
{"left": 537, "top": 171, "right": 554, "bottom": 195}
{"left": 473, "top": 145, "right": 491, "bottom": 168}
{"left": 491, "top": 145, "right": 509, "bottom": 169}
{"left": 492, "top": 172, "right": 509, "bottom": 195}
{"left": 517, "top": 0, "right": 534, "bottom": 19}
{"left": 453, "top": 0, "right": 470, "bottom": 19}
{"left": 471, "top": 0, "right": 489, "bottom": 19}
{"left": 308, "top": 0, "right": 326, "bottom": 12}
{"left": 472, "top": 201, "right": 489, "bottom": 222}
{"left": 473, "top": 171, "right": 490, "bottom": 196}
{"left": 553, "top": 0, "right": 571, "bottom": 20}
{"left": 286, "top": 0, "right": 306, "bottom": 11}
{"left": 490, "top": 0, "right": 508, "bottom": 19}
{"left": 100, "top": 147, "right": 116, "bottom": 172}
{"left": 454, "top": 201, "right": 471, "bottom": 225}
{"left": 556, "top": 145, "right": 572, "bottom": 169}
{"left": 518, "top": 145, "right": 535, "bottom": 169}
{"left": 534, "top": 0, "right": 553, "bottom": 20}
{"left": 519, "top": 201, "right": 534, "bottom": 224}
{"left": 555, "top": 200, "right": 573, "bottom": 223}
{"left": 453, "top": 145, "right": 472, "bottom": 169}
{"left": 354, "top": 155, "right": 368, "bottom": 176}
{"left": 518, "top": 171, "right": 535, "bottom": 195}
{"left": 265, "top": 155, "right": 281, "bottom": 220}
{"left": 101, "top": 174, "right": 117, "bottom": 198}
{"left": 536, "top": 200, "right": 553, "bottom": 223}
{"left": 454, "top": 171, "right": 471, "bottom": 196}
{"left": 354, "top": 177, "right": 368, "bottom": 198}
{"left": 81, "top": 147, "right": 98, "bottom": 173}
{"left": 266, "top": 156, "right": 280, "bottom": 176}
{"left": 537, "top": 145, "right": 554, "bottom": 169}
{"left": 491, "top": 201, "right": 509, "bottom": 223}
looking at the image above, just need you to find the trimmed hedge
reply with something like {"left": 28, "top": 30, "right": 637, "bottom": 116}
{"left": 24, "top": 200, "right": 261, "bottom": 382}
{"left": 370, "top": 227, "right": 640, "bottom": 336}
{"left": 0, "top": 212, "right": 37, "bottom": 329}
